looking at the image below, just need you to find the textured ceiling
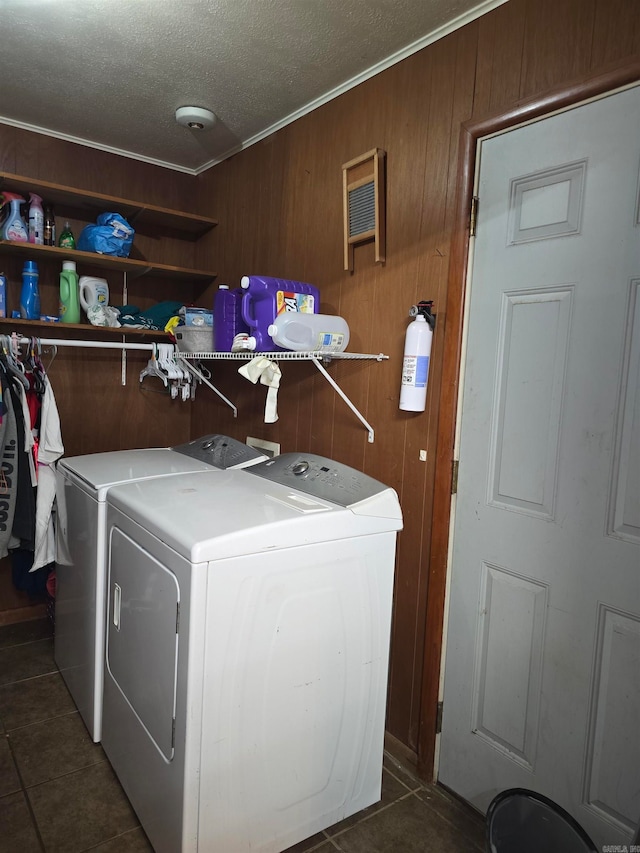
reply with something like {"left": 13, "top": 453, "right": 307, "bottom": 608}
{"left": 0, "top": 0, "right": 505, "bottom": 174}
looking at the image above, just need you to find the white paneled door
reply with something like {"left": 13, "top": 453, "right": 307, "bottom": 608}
{"left": 438, "top": 85, "right": 640, "bottom": 849}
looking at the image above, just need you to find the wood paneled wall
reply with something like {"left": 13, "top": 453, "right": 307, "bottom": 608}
{"left": 192, "top": 0, "right": 640, "bottom": 760}
{"left": 0, "top": 130, "right": 204, "bottom": 459}
{"left": 0, "top": 131, "right": 199, "bottom": 620}
{"left": 0, "top": 0, "right": 638, "bottom": 754}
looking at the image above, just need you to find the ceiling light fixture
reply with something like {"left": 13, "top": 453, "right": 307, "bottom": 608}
{"left": 175, "top": 106, "right": 216, "bottom": 130}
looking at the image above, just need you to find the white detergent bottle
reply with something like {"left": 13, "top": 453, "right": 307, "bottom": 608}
{"left": 268, "top": 312, "right": 350, "bottom": 353}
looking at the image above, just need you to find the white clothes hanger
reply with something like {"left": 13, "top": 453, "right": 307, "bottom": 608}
{"left": 139, "top": 344, "right": 168, "bottom": 387}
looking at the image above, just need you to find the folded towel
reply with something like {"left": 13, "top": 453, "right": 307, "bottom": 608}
{"left": 238, "top": 357, "right": 281, "bottom": 423}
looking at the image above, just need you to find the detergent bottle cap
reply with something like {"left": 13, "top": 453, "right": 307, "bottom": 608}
{"left": 23, "top": 260, "right": 38, "bottom": 273}
{"left": 62, "top": 260, "right": 77, "bottom": 272}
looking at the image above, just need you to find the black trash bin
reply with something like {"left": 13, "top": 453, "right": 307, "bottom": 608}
{"left": 486, "top": 788, "right": 597, "bottom": 853}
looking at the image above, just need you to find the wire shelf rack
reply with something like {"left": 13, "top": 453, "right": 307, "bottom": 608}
{"left": 178, "top": 351, "right": 388, "bottom": 362}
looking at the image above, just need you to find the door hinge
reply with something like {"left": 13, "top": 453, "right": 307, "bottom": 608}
{"left": 451, "top": 459, "right": 459, "bottom": 495}
{"left": 176, "top": 603, "right": 180, "bottom": 634}
{"left": 470, "top": 196, "right": 479, "bottom": 237}
{"left": 436, "top": 701, "right": 444, "bottom": 734}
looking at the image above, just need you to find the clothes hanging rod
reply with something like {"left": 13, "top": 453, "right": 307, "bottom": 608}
{"left": 17, "top": 336, "right": 155, "bottom": 352}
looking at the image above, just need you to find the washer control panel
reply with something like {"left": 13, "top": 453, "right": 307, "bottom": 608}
{"left": 172, "top": 434, "right": 265, "bottom": 469}
{"left": 248, "top": 452, "right": 385, "bottom": 507}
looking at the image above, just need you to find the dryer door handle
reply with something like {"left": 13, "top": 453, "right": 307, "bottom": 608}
{"left": 113, "top": 583, "right": 122, "bottom": 631}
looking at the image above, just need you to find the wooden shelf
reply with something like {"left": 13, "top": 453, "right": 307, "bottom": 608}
{"left": 0, "top": 318, "right": 170, "bottom": 339}
{"left": 0, "top": 171, "right": 217, "bottom": 240}
{"left": 0, "top": 240, "right": 216, "bottom": 284}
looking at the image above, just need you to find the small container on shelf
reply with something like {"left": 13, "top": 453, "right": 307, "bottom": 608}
{"left": 58, "top": 221, "right": 75, "bottom": 249}
{"left": 43, "top": 205, "right": 56, "bottom": 246}
{"left": 59, "top": 260, "right": 81, "bottom": 323}
{"left": 174, "top": 326, "right": 214, "bottom": 353}
{"left": 20, "top": 260, "right": 40, "bottom": 320}
{"left": 0, "top": 272, "right": 6, "bottom": 317}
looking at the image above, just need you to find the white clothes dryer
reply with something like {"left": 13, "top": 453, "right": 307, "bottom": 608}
{"left": 54, "top": 435, "right": 266, "bottom": 742}
{"left": 101, "top": 453, "right": 403, "bottom": 853}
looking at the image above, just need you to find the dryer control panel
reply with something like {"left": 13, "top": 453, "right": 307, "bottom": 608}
{"left": 172, "top": 434, "right": 265, "bottom": 469}
{"left": 248, "top": 452, "right": 386, "bottom": 507}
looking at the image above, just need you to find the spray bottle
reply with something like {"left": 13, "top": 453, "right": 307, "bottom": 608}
{"left": 399, "top": 301, "right": 435, "bottom": 412}
{"left": 28, "top": 193, "right": 44, "bottom": 245}
{"left": 1, "top": 192, "right": 29, "bottom": 242}
{"left": 59, "top": 260, "right": 81, "bottom": 323}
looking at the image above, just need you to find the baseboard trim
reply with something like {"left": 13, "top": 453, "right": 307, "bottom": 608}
{"left": 384, "top": 731, "right": 423, "bottom": 779}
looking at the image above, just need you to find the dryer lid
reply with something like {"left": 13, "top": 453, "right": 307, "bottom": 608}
{"left": 107, "top": 468, "right": 402, "bottom": 563}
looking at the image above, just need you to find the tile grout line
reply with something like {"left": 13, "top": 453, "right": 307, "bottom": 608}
{"left": 16, "top": 754, "right": 114, "bottom": 793}
{"left": 4, "top": 731, "right": 47, "bottom": 853}
{"left": 0, "top": 665, "right": 60, "bottom": 689}
{"left": 4, "top": 706, "right": 90, "bottom": 735}
{"left": 324, "top": 789, "right": 419, "bottom": 842}
{"left": 416, "top": 790, "right": 486, "bottom": 852}
{"left": 383, "top": 764, "right": 424, "bottom": 793}
{"left": 79, "top": 825, "right": 147, "bottom": 852}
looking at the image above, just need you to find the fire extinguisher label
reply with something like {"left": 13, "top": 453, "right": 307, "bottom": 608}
{"left": 402, "top": 355, "right": 429, "bottom": 387}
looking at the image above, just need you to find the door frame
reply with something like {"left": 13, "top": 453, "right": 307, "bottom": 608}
{"left": 417, "top": 57, "right": 640, "bottom": 779}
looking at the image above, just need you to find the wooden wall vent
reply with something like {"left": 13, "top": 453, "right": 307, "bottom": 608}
{"left": 342, "top": 148, "right": 386, "bottom": 272}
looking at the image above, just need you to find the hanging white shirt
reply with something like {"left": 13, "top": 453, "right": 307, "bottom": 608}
{"left": 31, "top": 376, "right": 64, "bottom": 572}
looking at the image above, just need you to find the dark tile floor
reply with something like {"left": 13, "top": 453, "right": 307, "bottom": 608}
{"left": 0, "top": 618, "right": 486, "bottom": 853}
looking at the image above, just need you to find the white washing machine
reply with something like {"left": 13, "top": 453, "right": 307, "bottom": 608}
{"left": 54, "top": 435, "right": 266, "bottom": 742}
{"left": 101, "top": 453, "right": 403, "bottom": 853}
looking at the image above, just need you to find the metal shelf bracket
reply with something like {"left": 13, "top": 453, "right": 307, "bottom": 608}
{"left": 179, "top": 350, "right": 387, "bottom": 442}
{"left": 311, "top": 357, "right": 376, "bottom": 443}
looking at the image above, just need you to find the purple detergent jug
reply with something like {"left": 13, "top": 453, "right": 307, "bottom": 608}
{"left": 213, "top": 285, "right": 248, "bottom": 351}
{"left": 240, "top": 275, "right": 320, "bottom": 352}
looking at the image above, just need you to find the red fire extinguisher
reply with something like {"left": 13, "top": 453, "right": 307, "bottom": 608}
{"left": 399, "top": 301, "right": 435, "bottom": 412}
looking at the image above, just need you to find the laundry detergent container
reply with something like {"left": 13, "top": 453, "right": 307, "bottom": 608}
{"left": 240, "top": 275, "right": 319, "bottom": 351}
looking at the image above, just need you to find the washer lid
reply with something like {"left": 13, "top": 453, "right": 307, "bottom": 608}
{"left": 57, "top": 435, "right": 264, "bottom": 499}
{"left": 58, "top": 448, "right": 216, "bottom": 500}
{"left": 107, "top": 468, "right": 403, "bottom": 562}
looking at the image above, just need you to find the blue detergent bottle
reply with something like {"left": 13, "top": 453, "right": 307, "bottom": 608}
{"left": 20, "top": 260, "right": 40, "bottom": 320}
{"left": 1, "top": 192, "right": 29, "bottom": 242}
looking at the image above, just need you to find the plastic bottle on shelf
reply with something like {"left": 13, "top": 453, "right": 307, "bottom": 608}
{"left": 59, "top": 260, "right": 81, "bottom": 323}
{"left": 213, "top": 284, "right": 248, "bottom": 351}
{"left": 20, "top": 260, "right": 40, "bottom": 320}
{"left": 43, "top": 205, "right": 56, "bottom": 246}
{"left": 28, "top": 193, "right": 44, "bottom": 245}
{"left": 58, "top": 221, "right": 75, "bottom": 249}
{"left": 240, "top": 275, "right": 319, "bottom": 351}
{"left": 1, "top": 192, "right": 29, "bottom": 242}
{"left": 267, "top": 312, "right": 350, "bottom": 353}
{"left": 0, "top": 271, "right": 7, "bottom": 318}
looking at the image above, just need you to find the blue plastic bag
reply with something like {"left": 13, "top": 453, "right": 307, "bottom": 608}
{"left": 77, "top": 212, "right": 135, "bottom": 258}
